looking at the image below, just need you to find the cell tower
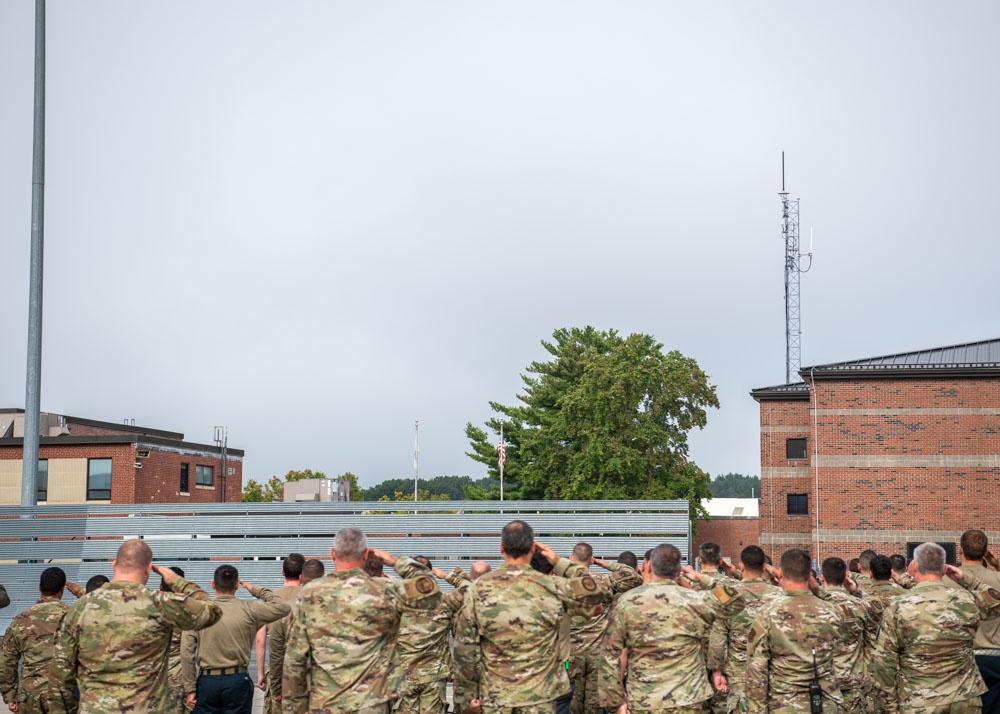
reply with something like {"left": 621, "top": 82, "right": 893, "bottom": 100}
{"left": 779, "top": 152, "right": 812, "bottom": 384}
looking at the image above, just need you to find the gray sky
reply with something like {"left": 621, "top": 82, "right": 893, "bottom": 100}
{"left": 2, "top": 2, "right": 998, "bottom": 491}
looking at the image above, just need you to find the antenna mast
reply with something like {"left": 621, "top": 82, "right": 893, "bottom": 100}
{"left": 779, "top": 152, "right": 812, "bottom": 383}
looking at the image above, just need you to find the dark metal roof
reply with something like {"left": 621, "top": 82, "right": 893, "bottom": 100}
{"left": 750, "top": 381, "right": 810, "bottom": 401}
{"left": 803, "top": 337, "right": 1000, "bottom": 378}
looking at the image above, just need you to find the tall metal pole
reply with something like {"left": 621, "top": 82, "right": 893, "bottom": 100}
{"left": 779, "top": 152, "right": 802, "bottom": 384}
{"left": 21, "top": 0, "right": 46, "bottom": 506}
{"left": 413, "top": 420, "right": 419, "bottom": 503}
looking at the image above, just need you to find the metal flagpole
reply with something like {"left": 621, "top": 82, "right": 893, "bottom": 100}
{"left": 413, "top": 420, "right": 419, "bottom": 503}
{"left": 22, "top": 0, "right": 46, "bottom": 506}
{"left": 498, "top": 423, "right": 505, "bottom": 502}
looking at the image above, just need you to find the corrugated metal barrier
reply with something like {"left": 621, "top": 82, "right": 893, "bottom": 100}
{"left": 0, "top": 500, "right": 690, "bottom": 634}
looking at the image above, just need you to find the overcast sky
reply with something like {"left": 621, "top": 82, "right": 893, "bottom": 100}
{"left": 2, "top": 2, "right": 998, "bottom": 491}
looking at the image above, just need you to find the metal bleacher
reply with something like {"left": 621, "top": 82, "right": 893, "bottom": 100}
{"left": 0, "top": 500, "right": 690, "bottom": 634}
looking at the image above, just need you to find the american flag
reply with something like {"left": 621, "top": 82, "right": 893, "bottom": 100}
{"left": 497, "top": 441, "right": 506, "bottom": 470}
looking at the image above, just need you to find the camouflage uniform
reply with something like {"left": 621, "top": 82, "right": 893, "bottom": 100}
{"left": 443, "top": 569, "right": 480, "bottom": 714}
{"left": 822, "top": 587, "right": 867, "bottom": 714}
{"left": 393, "top": 559, "right": 466, "bottom": 714}
{"left": 706, "top": 577, "right": 782, "bottom": 714}
{"left": 700, "top": 569, "right": 741, "bottom": 714}
{"left": 872, "top": 571, "right": 1000, "bottom": 714}
{"left": 569, "top": 562, "right": 642, "bottom": 714}
{"left": 860, "top": 580, "right": 900, "bottom": 714}
{"left": 165, "top": 627, "right": 185, "bottom": 714}
{"left": 281, "top": 558, "right": 440, "bottom": 714}
{"left": 0, "top": 595, "right": 76, "bottom": 714}
{"left": 599, "top": 577, "right": 745, "bottom": 714}
{"left": 264, "top": 584, "right": 301, "bottom": 714}
{"left": 454, "top": 558, "right": 604, "bottom": 713}
{"left": 746, "top": 589, "right": 844, "bottom": 714}
{"left": 49, "top": 575, "right": 222, "bottom": 714}
{"left": 855, "top": 574, "right": 873, "bottom": 593}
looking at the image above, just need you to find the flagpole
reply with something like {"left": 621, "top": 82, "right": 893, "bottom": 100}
{"left": 413, "top": 419, "right": 419, "bottom": 504}
{"left": 499, "top": 423, "right": 504, "bottom": 502}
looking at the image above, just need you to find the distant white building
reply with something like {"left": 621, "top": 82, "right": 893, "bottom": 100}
{"left": 282, "top": 478, "right": 350, "bottom": 502}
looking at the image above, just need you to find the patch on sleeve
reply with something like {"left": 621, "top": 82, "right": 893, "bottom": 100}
{"left": 988, "top": 588, "right": 1000, "bottom": 600}
{"left": 581, "top": 575, "right": 598, "bottom": 592}
{"left": 402, "top": 575, "right": 439, "bottom": 599}
{"left": 712, "top": 584, "right": 738, "bottom": 605}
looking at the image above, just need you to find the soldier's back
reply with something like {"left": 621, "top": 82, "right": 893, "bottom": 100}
{"left": 0, "top": 598, "right": 72, "bottom": 711}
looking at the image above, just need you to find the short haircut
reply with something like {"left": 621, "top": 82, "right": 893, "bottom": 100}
{"left": 501, "top": 520, "right": 534, "bottom": 559}
{"left": 334, "top": 528, "right": 368, "bottom": 561}
{"left": 913, "top": 542, "right": 946, "bottom": 576}
{"left": 821, "top": 557, "right": 847, "bottom": 586}
{"left": 740, "top": 545, "right": 767, "bottom": 573}
{"left": 699, "top": 542, "right": 722, "bottom": 566}
{"left": 889, "top": 554, "right": 907, "bottom": 573}
{"left": 618, "top": 551, "right": 638, "bottom": 570}
{"left": 848, "top": 558, "right": 860, "bottom": 573}
{"left": 40, "top": 567, "right": 67, "bottom": 596}
{"left": 572, "top": 542, "right": 594, "bottom": 562}
{"left": 283, "top": 553, "right": 305, "bottom": 579}
{"left": 414, "top": 556, "right": 432, "bottom": 569}
{"left": 858, "top": 549, "right": 877, "bottom": 571}
{"left": 470, "top": 562, "right": 491, "bottom": 579}
{"left": 650, "top": 544, "right": 682, "bottom": 578}
{"left": 213, "top": 564, "right": 240, "bottom": 592}
{"left": 530, "top": 549, "right": 554, "bottom": 575}
{"left": 870, "top": 555, "right": 892, "bottom": 581}
{"left": 362, "top": 554, "right": 384, "bottom": 578}
{"left": 962, "top": 530, "right": 989, "bottom": 561}
{"left": 160, "top": 566, "right": 185, "bottom": 593}
{"left": 86, "top": 574, "right": 110, "bottom": 593}
{"left": 302, "top": 559, "right": 325, "bottom": 582}
{"left": 780, "top": 548, "right": 812, "bottom": 583}
{"left": 116, "top": 540, "right": 153, "bottom": 570}
{"left": 643, "top": 549, "right": 653, "bottom": 562}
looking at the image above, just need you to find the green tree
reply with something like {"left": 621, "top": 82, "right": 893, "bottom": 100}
{"left": 465, "top": 326, "right": 719, "bottom": 518}
{"left": 335, "top": 472, "right": 363, "bottom": 501}
{"left": 709, "top": 473, "right": 761, "bottom": 498}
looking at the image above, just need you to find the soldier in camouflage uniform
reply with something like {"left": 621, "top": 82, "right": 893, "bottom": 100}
{"left": 266, "top": 559, "right": 323, "bottom": 714}
{"left": 281, "top": 528, "right": 441, "bottom": 714}
{"left": 256, "top": 553, "right": 304, "bottom": 714}
{"left": 820, "top": 558, "right": 867, "bottom": 713}
{"left": 387, "top": 554, "right": 467, "bottom": 714}
{"left": 49, "top": 540, "right": 222, "bottom": 714}
{"left": 440, "top": 563, "right": 490, "bottom": 714}
{"left": 566, "top": 542, "right": 642, "bottom": 714}
{"left": 598, "top": 543, "right": 745, "bottom": 714}
{"left": 855, "top": 550, "right": 878, "bottom": 593}
{"left": 699, "top": 542, "right": 742, "bottom": 714}
{"left": 959, "top": 531, "right": 1000, "bottom": 712}
{"left": 746, "top": 548, "right": 844, "bottom": 714}
{"left": 872, "top": 543, "right": 1000, "bottom": 714}
{"left": 159, "top": 566, "right": 188, "bottom": 714}
{"left": 0, "top": 567, "right": 77, "bottom": 714}
{"left": 860, "top": 555, "right": 900, "bottom": 714}
{"left": 454, "top": 520, "right": 605, "bottom": 714}
{"left": 707, "top": 545, "right": 782, "bottom": 714}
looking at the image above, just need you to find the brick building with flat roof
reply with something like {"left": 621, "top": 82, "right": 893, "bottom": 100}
{"left": 751, "top": 338, "right": 1000, "bottom": 564}
{"left": 0, "top": 410, "right": 243, "bottom": 505}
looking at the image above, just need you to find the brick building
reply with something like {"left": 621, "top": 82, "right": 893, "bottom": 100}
{"left": 0, "top": 409, "right": 243, "bottom": 505}
{"left": 751, "top": 338, "right": 1000, "bottom": 564}
{"left": 694, "top": 498, "right": 760, "bottom": 564}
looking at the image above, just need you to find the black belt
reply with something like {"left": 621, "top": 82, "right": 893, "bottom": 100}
{"left": 201, "top": 666, "right": 247, "bottom": 676}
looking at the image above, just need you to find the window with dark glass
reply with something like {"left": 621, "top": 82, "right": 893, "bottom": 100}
{"left": 37, "top": 460, "right": 48, "bottom": 501}
{"left": 87, "top": 458, "right": 112, "bottom": 500}
{"left": 180, "top": 463, "right": 189, "bottom": 492}
{"left": 787, "top": 493, "right": 808, "bottom": 515}
{"left": 196, "top": 465, "right": 213, "bottom": 487}
{"left": 786, "top": 438, "right": 808, "bottom": 460}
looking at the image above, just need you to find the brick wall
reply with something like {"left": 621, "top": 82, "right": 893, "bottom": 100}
{"left": 757, "top": 375, "right": 1000, "bottom": 561}
{"left": 694, "top": 517, "right": 760, "bottom": 564}
{"left": 0, "top": 443, "right": 242, "bottom": 505}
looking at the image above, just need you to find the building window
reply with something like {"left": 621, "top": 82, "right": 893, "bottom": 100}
{"left": 37, "top": 460, "right": 48, "bottom": 501}
{"left": 180, "top": 463, "right": 189, "bottom": 493}
{"left": 196, "top": 465, "right": 214, "bottom": 487}
{"left": 787, "top": 493, "right": 808, "bottom": 515}
{"left": 786, "top": 438, "right": 808, "bottom": 460}
{"left": 87, "top": 458, "right": 112, "bottom": 500}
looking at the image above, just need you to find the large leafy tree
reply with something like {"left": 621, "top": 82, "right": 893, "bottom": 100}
{"left": 465, "top": 327, "right": 719, "bottom": 517}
